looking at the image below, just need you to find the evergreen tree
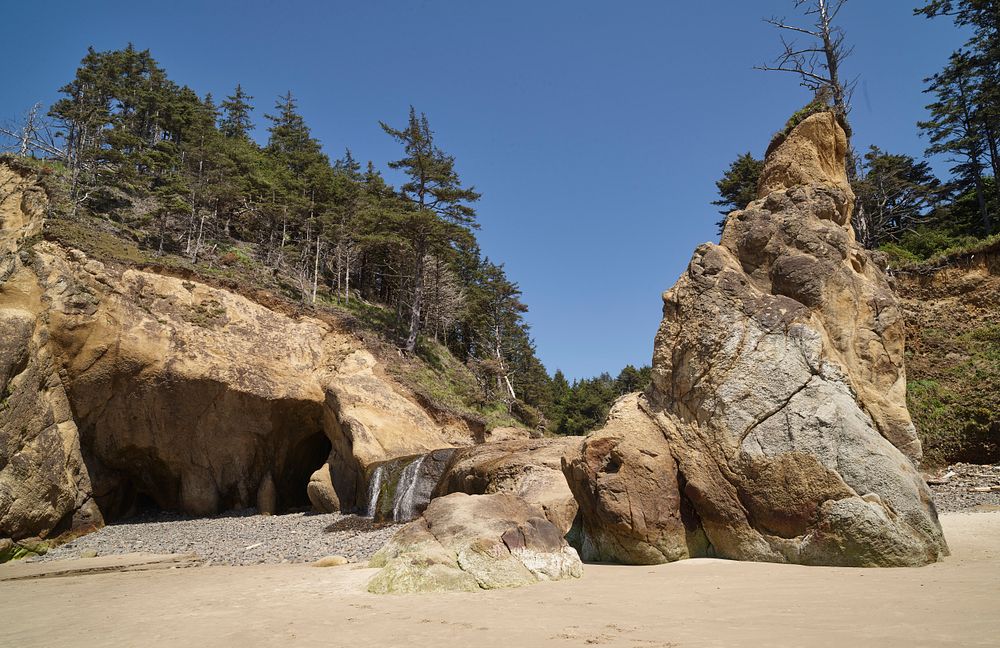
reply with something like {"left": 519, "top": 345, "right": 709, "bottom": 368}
{"left": 712, "top": 152, "right": 764, "bottom": 234}
{"left": 380, "top": 107, "right": 480, "bottom": 352}
{"left": 265, "top": 91, "right": 324, "bottom": 171}
{"left": 220, "top": 84, "right": 254, "bottom": 139}
{"left": 853, "top": 146, "right": 943, "bottom": 247}
{"left": 919, "top": 51, "right": 994, "bottom": 233}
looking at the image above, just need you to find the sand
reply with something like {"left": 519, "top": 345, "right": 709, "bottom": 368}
{"left": 2, "top": 511, "right": 998, "bottom": 648}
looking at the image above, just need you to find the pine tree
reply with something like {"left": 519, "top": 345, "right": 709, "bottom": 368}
{"left": 380, "top": 107, "right": 480, "bottom": 352}
{"left": 853, "top": 146, "right": 943, "bottom": 247}
{"left": 712, "top": 153, "right": 764, "bottom": 234}
{"left": 920, "top": 51, "right": 994, "bottom": 233}
{"left": 917, "top": 1, "right": 1000, "bottom": 234}
{"left": 220, "top": 84, "right": 254, "bottom": 139}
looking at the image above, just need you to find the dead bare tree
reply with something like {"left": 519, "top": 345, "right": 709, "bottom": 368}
{"left": 756, "top": 0, "right": 855, "bottom": 122}
{"left": 0, "top": 103, "right": 65, "bottom": 158}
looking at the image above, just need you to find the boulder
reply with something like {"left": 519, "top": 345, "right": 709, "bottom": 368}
{"left": 436, "top": 437, "right": 581, "bottom": 534}
{"left": 562, "top": 394, "right": 707, "bottom": 563}
{"left": 368, "top": 493, "right": 582, "bottom": 593}
{"left": 643, "top": 112, "right": 947, "bottom": 566}
{"left": 306, "top": 463, "right": 340, "bottom": 514}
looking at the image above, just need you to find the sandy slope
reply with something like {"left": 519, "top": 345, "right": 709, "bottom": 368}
{"left": 2, "top": 512, "right": 998, "bottom": 648}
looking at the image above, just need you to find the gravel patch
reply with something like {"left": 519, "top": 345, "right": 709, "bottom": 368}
{"left": 37, "top": 509, "right": 399, "bottom": 566}
{"left": 928, "top": 463, "right": 1000, "bottom": 513}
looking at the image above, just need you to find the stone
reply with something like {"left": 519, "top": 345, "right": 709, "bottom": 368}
{"left": 478, "top": 426, "right": 533, "bottom": 443}
{"left": 368, "top": 493, "right": 582, "bottom": 593}
{"left": 80, "top": 548, "right": 98, "bottom": 559}
{"left": 322, "top": 350, "right": 477, "bottom": 510}
{"left": 312, "top": 555, "right": 349, "bottom": 567}
{"left": 640, "top": 112, "right": 947, "bottom": 567}
{"left": 306, "top": 464, "right": 340, "bottom": 513}
{"left": 367, "top": 449, "right": 455, "bottom": 522}
{"left": 562, "top": 393, "right": 707, "bottom": 564}
{"left": 436, "top": 437, "right": 582, "bottom": 534}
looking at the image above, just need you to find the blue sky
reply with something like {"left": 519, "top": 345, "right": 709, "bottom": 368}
{"left": 3, "top": 1, "right": 963, "bottom": 380}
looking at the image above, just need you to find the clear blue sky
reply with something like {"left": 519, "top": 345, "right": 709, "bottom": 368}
{"left": 3, "top": 1, "right": 962, "bottom": 380}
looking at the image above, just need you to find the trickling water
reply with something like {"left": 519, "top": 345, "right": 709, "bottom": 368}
{"left": 366, "top": 464, "right": 385, "bottom": 517}
{"left": 363, "top": 449, "right": 454, "bottom": 523}
{"left": 392, "top": 454, "right": 427, "bottom": 522}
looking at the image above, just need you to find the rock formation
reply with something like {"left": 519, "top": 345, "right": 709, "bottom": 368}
{"left": 367, "top": 492, "right": 582, "bottom": 593}
{"left": 0, "top": 161, "right": 478, "bottom": 545}
{"left": 3, "top": 109, "right": 952, "bottom": 582}
{"left": 562, "top": 394, "right": 705, "bottom": 564}
{"left": 435, "top": 437, "right": 582, "bottom": 535}
{"left": 564, "top": 112, "right": 948, "bottom": 567}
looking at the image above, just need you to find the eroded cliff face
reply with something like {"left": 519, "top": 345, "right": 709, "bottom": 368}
{"left": 563, "top": 113, "right": 948, "bottom": 567}
{"left": 892, "top": 245, "right": 1000, "bottom": 465}
{"left": 0, "top": 163, "right": 476, "bottom": 543}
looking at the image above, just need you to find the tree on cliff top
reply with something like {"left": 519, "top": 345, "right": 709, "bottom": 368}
{"left": 380, "top": 107, "right": 481, "bottom": 353}
{"left": 220, "top": 84, "right": 254, "bottom": 140}
{"left": 917, "top": 0, "right": 1000, "bottom": 235}
{"left": 756, "top": 0, "right": 854, "bottom": 130}
{"left": 712, "top": 152, "right": 764, "bottom": 235}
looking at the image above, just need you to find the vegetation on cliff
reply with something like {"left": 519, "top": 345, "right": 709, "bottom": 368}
{"left": 0, "top": 44, "right": 561, "bottom": 431}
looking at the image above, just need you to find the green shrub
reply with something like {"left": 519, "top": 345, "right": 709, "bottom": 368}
{"left": 878, "top": 243, "right": 921, "bottom": 266}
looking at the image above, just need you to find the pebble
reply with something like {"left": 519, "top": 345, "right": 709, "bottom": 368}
{"left": 928, "top": 463, "right": 1000, "bottom": 513}
{"left": 38, "top": 509, "right": 399, "bottom": 566}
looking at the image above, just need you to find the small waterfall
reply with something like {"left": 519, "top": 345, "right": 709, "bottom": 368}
{"left": 363, "top": 449, "right": 455, "bottom": 523}
{"left": 366, "top": 464, "right": 385, "bottom": 517}
{"left": 392, "top": 454, "right": 427, "bottom": 522}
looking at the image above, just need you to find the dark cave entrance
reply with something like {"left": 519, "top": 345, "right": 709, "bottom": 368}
{"left": 79, "top": 398, "right": 334, "bottom": 523}
{"left": 274, "top": 429, "right": 332, "bottom": 512}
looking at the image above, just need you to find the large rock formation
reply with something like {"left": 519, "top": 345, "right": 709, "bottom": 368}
{"left": 0, "top": 161, "right": 477, "bottom": 545}
{"left": 367, "top": 492, "right": 582, "bottom": 593}
{"left": 0, "top": 165, "right": 101, "bottom": 541}
{"left": 564, "top": 112, "right": 948, "bottom": 567}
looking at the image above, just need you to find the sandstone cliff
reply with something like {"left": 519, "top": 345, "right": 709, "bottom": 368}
{"left": 0, "top": 161, "right": 478, "bottom": 545}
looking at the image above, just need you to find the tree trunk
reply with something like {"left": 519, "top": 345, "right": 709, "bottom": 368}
{"left": 312, "top": 237, "right": 321, "bottom": 304}
{"left": 405, "top": 242, "right": 426, "bottom": 353}
{"left": 345, "top": 246, "right": 351, "bottom": 305}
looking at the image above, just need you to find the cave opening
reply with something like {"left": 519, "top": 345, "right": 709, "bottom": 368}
{"left": 77, "top": 393, "right": 335, "bottom": 524}
{"left": 275, "top": 429, "right": 332, "bottom": 512}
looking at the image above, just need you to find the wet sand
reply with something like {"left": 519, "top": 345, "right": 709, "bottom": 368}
{"left": 2, "top": 511, "right": 998, "bottom": 648}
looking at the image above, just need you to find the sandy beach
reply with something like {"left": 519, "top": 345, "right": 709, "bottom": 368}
{"left": 2, "top": 511, "right": 997, "bottom": 648}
